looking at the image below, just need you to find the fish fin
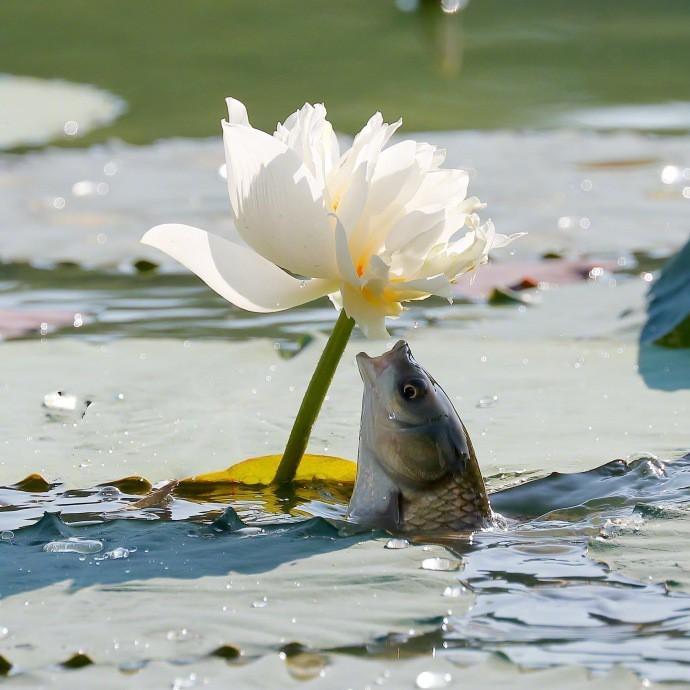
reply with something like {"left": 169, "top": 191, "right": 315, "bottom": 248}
{"left": 435, "top": 418, "right": 470, "bottom": 477}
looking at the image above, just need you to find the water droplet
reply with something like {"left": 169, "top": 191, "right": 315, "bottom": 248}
{"left": 416, "top": 671, "right": 452, "bottom": 688}
{"left": 421, "top": 557, "right": 460, "bottom": 572}
{"left": 104, "top": 547, "right": 131, "bottom": 560}
{"left": 385, "top": 538, "right": 409, "bottom": 550}
{"left": 43, "top": 538, "right": 103, "bottom": 554}
{"left": 476, "top": 394, "right": 498, "bottom": 409}
{"left": 252, "top": 597, "right": 268, "bottom": 608}
{"left": 0, "top": 627, "right": 8, "bottom": 640}
{"left": 1, "top": 530, "right": 15, "bottom": 541}
{"left": 442, "top": 586, "right": 464, "bottom": 598}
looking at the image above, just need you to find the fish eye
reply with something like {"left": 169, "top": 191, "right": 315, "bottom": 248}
{"left": 400, "top": 378, "right": 427, "bottom": 401}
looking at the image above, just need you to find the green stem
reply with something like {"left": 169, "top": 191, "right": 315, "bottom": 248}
{"left": 273, "top": 309, "right": 355, "bottom": 485}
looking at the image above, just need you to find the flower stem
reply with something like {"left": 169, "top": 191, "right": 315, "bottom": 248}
{"left": 273, "top": 309, "right": 355, "bottom": 485}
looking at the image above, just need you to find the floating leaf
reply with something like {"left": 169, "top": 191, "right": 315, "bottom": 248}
{"left": 61, "top": 652, "right": 94, "bottom": 669}
{"left": 210, "top": 644, "right": 242, "bottom": 661}
{"left": 487, "top": 286, "right": 532, "bottom": 306}
{"left": 0, "top": 308, "right": 76, "bottom": 340}
{"left": 576, "top": 157, "right": 658, "bottom": 170}
{"left": 453, "top": 259, "right": 616, "bottom": 299}
{"left": 133, "top": 259, "right": 158, "bottom": 273}
{"left": 0, "top": 654, "right": 11, "bottom": 676}
{"left": 11, "top": 473, "right": 53, "bottom": 492}
{"left": 100, "top": 476, "right": 152, "bottom": 495}
{"left": 178, "top": 454, "right": 356, "bottom": 491}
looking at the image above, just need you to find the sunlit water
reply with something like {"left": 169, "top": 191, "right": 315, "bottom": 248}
{"left": 1, "top": 86, "right": 689, "bottom": 688}
{"left": 2, "top": 455, "right": 690, "bottom": 682}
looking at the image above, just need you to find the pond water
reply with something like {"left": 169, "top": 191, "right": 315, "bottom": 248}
{"left": 2, "top": 0, "right": 690, "bottom": 687}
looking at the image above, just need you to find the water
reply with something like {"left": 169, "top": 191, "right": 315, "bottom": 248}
{"left": 2, "top": 2, "right": 690, "bottom": 685}
{"left": 2, "top": 455, "right": 690, "bottom": 681}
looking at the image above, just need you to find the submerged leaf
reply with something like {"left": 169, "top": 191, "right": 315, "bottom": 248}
{"left": 178, "top": 454, "right": 356, "bottom": 490}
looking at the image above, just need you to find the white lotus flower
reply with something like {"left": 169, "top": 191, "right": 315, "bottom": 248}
{"left": 142, "top": 98, "right": 519, "bottom": 338}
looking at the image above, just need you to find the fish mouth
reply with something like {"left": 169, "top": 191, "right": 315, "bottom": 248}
{"left": 357, "top": 340, "right": 410, "bottom": 385}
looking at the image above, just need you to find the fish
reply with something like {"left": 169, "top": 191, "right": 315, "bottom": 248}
{"left": 348, "top": 340, "right": 492, "bottom": 533}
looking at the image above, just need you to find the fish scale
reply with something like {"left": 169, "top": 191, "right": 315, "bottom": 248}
{"left": 401, "top": 471, "right": 492, "bottom": 532}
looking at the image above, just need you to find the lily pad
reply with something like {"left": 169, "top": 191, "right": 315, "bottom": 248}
{"left": 641, "top": 235, "right": 690, "bottom": 348}
{"left": 0, "top": 74, "right": 125, "bottom": 150}
{"left": 179, "top": 454, "right": 356, "bottom": 490}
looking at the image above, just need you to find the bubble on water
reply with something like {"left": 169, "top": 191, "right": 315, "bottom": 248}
{"left": 416, "top": 671, "right": 452, "bottom": 688}
{"left": 252, "top": 597, "right": 268, "bottom": 608}
{"left": 421, "top": 557, "right": 461, "bottom": 572}
{"left": 1, "top": 530, "right": 15, "bottom": 541}
{"left": 476, "top": 394, "right": 498, "bottom": 408}
{"left": 63, "top": 120, "right": 79, "bottom": 136}
{"left": 385, "top": 538, "right": 410, "bottom": 550}
{"left": 43, "top": 538, "right": 103, "bottom": 554}
{"left": 97, "top": 485, "right": 121, "bottom": 501}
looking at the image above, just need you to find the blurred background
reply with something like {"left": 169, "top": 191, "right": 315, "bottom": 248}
{"left": 2, "top": 0, "right": 690, "bottom": 144}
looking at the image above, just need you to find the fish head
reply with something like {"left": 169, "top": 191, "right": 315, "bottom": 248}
{"left": 350, "top": 340, "right": 490, "bottom": 532}
{"left": 356, "top": 340, "right": 462, "bottom": 486}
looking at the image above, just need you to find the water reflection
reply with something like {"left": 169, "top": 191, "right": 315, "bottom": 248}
{"left": 2, "top": 454, "right": 690, "bottom": 679}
